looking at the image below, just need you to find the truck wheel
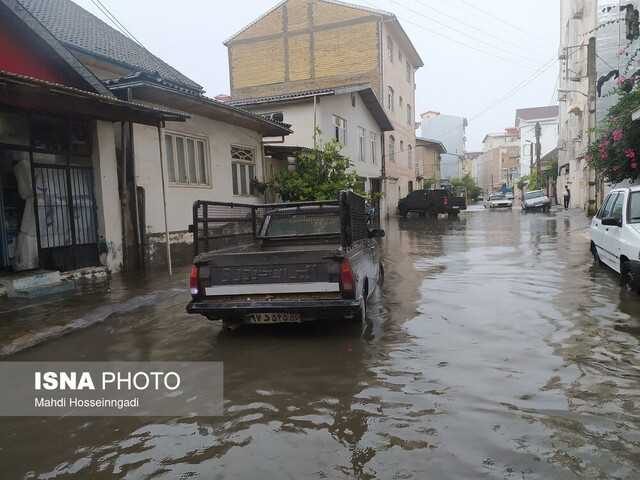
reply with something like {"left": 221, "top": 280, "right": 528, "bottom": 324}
{"left": 399, "top": 209, "right": 408, "bottom": 218}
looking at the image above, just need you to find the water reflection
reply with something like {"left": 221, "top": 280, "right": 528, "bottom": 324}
{"left": 0, "top": 209, "right": 638, "bottom": 479}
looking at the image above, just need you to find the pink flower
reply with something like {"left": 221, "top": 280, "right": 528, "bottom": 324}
{"left": 617, "top": 75, "right": 627, "bottom": 86}
{"left": 625, "top": 148, "right": 636, "bottom": 161}
{"left": 612, "top": 129, "right": 624, "bottom": 142}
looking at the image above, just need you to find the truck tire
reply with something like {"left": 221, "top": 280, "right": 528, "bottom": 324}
{"left": 399, "top": 208, "right": 408, "bottom": 218}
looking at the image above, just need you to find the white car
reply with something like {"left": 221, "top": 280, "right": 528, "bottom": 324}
{"left": 522, "top": 190, "right": 551, "bottom": 212}
{"left": 484, "top": 193, "right": 513, "bottom": 209}
{"left": 590, "top": 185, "right": 640, "bottom": 292}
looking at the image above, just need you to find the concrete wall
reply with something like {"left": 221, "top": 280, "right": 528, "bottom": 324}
{"left": 247, "top": 91, "right": 384, "bottom": 192}
{"left": 519, "top": 118, "right": 558, "bottom": 177}
{"left": 132, "top": 114, "right": 265, "bottom": 265}
{"left": 92, "top": 120, "right": 123, "bottom": 272}
{"left": 558, "top": 0, "right": 597, "bottom": 212}
{"left": 228, "top": 0, "right": 381, "bottom": 100}
{"left": 381, "top": 21, "right": 418, "bottom": 213}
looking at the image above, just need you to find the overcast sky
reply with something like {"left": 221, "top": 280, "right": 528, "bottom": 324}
{"left": 73, "top": 0, "right": 560, "bottom": 150}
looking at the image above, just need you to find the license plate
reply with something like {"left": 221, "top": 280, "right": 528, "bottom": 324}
{"left": 248, "top": 312, "right": 302, "bottom": 324}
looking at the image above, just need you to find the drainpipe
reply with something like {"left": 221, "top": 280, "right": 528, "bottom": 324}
{"left": 313, "top": 95, "right": 317, "bottom": 150}
{"left": 156, "top": 122, "right": 172, "bottom": 276}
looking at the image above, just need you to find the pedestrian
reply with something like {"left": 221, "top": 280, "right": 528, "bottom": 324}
{"left": 563, "top": 185, "right": 571, "bottom": 209}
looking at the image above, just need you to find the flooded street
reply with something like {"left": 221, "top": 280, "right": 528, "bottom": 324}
{"left": 1, "top": 206, "right": 640, "bottom": 479}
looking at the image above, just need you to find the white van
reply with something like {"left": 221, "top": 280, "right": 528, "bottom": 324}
{"left": 590, "top": 185, "right": 640, "bottom": 292}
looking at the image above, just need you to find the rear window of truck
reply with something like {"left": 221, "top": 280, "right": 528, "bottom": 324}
{"left": 264, "top": 213, "right": 341, "bottom": 237}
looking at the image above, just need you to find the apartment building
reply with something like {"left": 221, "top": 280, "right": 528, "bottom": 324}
{"left": 419, "top": 112, "right": 467, "bottom": 180}
{"left": 225, "top": 0, "right": 423, "bottom": 216}
{"left": 515, "top": 106, "right": 559, "bottom": 177}
{"left": 477, "top": 129, "right": 520, "bottom": 193}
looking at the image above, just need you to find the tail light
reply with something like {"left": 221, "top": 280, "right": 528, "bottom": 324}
{"left": 340, "top": 259, "right": 355, "bottom": 298}
{"left": 189, "top": 265, "right": 199, "bottom": 296}
{"left": 443, "top": 196, "right": 449, "bottom": 206}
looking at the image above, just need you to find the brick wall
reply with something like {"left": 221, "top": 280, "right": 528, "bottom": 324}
{"left": 228, "top": 0, "right": 382, "bottom": 99}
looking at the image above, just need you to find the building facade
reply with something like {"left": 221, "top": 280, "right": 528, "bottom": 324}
{"left": 515, "top": 106, "right": 559, "bottom": 177}
{"left": 415, "top": 138, "right": 446, "bottom": 186}
{"left": 225, "top": 0, "right": 423, "bottom": 216}
{"left": 19, "top": 0, "right": 291, "bottom": 271}
{"left": 419, "top": 111, "right": 467, "bottom": 180}
{"left": 228, "top": 86, "right": 391, "bottom": 213}
{"left": 477, "top": 129, "right": 520, "bottom": 193}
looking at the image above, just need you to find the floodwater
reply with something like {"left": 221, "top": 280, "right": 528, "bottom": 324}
{"left": 1, "top": 206, "right": 639, "bottom": 479}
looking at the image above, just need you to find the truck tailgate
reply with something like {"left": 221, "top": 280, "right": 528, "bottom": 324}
{"left": 197, "top": 249, "right": 341, "bottom": 297}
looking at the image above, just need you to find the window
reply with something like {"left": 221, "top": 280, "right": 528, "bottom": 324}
{"left": 611, "top": 193, "right": 625, "bottom": 222}
{"left": 351, "top": 93, "right": 357, "bottom": 108}
{"left": 357, "top": 126, "right": 366, "bottom": 162}
{"left": 407, "top": 104, "right": 412, "bottom": 126}
{"left": 398, "top": 50, "right": 403, "bottom": 63}
{"left": 231, "top": 145, "right": 257, "bottom": 196}
{"left": 387, "top": 36, "right": 394, "bottom": 62}
{"left": 333, "top": 115, "right": 347, "bottom": 145}
{"left": 406, "top": 61, "right": 412, "bottom": 83}
{"left": 399, "top": 96, "right": 403, "bottom": 111}
{"left": 628, "top": 192, "right": 640, "bottom": 223}
{"left": 408, "top": 144, "right": 413, "bottom": 169}
{"left": 165, "top": 133, "right": 209, "bottom": 186}
{"left": 370, "top": 132, "right": 377, "bottom": 164}
{"left": 389, "top": 135, "right": 396, "bottom": 163}
{"left": 387, "top": 86, "right": 394, "bottom": 111}
{"left": 598, "top": 193, "right": 617, "bottom": 219}
{"left": 400, "top": 140, "right": 404, "bottom": 155}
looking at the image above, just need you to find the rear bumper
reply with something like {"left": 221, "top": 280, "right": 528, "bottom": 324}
{"left": 187, "top": 298, "right": 360, "bottom": 319}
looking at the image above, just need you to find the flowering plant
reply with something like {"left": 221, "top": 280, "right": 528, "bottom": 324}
{"left": 588, "top": 77, "right": 640, "bottom": 183}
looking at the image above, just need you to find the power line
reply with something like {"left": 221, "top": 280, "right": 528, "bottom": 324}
{"left": 89, "top": 0, "right": 145, "bottom": 47}
{"left": 454, "top": 0, "right": 527, "bottom": 35}
{"left": 411, "top": 0, "right": 537, "bottom": 59}
{"left": 389, "top": 0, "right": 539, "bottom": 66}
{"left": 469, "top": 57, "right": 558, "bottom": 121}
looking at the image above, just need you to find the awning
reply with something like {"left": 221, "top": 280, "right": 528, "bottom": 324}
{"left": 0, "top": 70, "right": 188, "bottom": 125}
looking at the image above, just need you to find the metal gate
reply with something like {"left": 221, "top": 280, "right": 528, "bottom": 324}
{"left": 33, "top": 164, "right": 98, "bottom": 271}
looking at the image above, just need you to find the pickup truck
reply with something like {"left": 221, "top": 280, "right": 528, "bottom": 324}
{"left": 398, "top": 188, "right": 465, "bottom": 218}
{"left": 186, "top": 192, "right": 385, "bottom": 327}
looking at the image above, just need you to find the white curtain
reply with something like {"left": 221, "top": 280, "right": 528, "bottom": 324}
{"left": 13, "top": 158, "right": 38, "bottom": 271}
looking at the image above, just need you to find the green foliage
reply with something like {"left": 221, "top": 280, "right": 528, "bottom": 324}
{"left": 516, "top": 175, "right": 529, "bottom": 191}
{"left": 423, "top": 177, "right": 437, "bottom": 190}
{"left": 450, "top": 174, "right": 482, "bottom": 200}
{"left": 587, "top": 80, "right": 640, "bottom": 183}
{"left": 267, "top": 139, "right": 364, "bottom": 201}
{"left": 528, "top": 169, "right": 542, "bottom": 190}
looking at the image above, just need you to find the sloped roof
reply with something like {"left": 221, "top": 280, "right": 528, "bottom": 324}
{"left": 18, "top": 0, "right": 203, "bottom": 92}
{"left": 416, "top": 137, "right": 446, "bottom": 153}
{"left": 227, "top": 84, "right": 393, "bottom": 131}
{"left": 515, "top": 105, "right": 559, "bottom": 125}
{"left": 1, "top": 0, "right": 112, "bottom": 95}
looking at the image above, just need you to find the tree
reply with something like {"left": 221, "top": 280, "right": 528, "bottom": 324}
{"left": 450, "top": 174, "right": 482, "bottom": 200}
{"left": 267, "top": 138, "right": 364, "bottom": 201}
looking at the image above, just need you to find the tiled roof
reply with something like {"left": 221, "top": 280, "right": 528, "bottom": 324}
{"left": 227, "top": 87, "right": 336, "bottom": 107}
{"left": 18, "top": 0, "right": 203, "bottom": 92}
{"left": 515, "top": 105, "right": 559, "bottom": 123}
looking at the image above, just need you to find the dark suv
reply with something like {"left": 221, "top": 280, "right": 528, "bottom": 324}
{"left": 398, "top": 189, "right": 465, "bottom": 218}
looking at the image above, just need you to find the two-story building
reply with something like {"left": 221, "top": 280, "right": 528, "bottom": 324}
{"left": 225, "top": 0, "right": 423, "bottom": 216}
{"left": 515, "top": 106, "right": 559, "bottom": 177}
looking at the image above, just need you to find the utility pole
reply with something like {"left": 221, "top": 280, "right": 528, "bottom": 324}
{"left": 535, "top": 121, "right": 542, "bottom": 188}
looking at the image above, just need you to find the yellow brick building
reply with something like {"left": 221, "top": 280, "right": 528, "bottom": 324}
{"left": 225, "top": 0, "right": 423, "bottom": 215}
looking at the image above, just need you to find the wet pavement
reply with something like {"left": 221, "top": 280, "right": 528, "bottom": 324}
{"left": 1, "top": 205, "right": 639, "bottom": 479}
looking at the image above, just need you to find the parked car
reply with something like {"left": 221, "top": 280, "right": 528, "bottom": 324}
{"left": 522, "top": 190, "right": 551, "bottom": 212}
{"left": 591, "top": 185, "right": 640, "bottom": 292}
{"left": 398, "top": 189, "right": 465, "bottom": 218}
{"left": 186, "top": 192, "right": 384, "bottom": 328}
{"left": 483, "top": 193, "right": 513, "bottom": 209}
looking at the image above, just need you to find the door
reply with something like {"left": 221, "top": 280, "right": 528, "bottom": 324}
{"left": 592, "top": 192, "right": 615, "bottom": 261}
{"left": 601, "top": 192, "right": 625, "bottom": 272}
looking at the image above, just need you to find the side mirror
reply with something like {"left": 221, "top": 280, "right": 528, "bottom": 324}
{"left": 368, "top": 229, "right": 385, "bottom": 239}
{"left": 601, "top": 217, "right": 622, "bottom": 227}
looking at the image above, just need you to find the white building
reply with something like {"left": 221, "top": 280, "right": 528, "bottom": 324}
{"left": 229, "top": 85, "right": 392, "bottom": 208}
{"left": 419, "top": 111, "right": 467, "bottom": 180}
{"left": 515, "top": 106, "right": 559, "bottom": 177}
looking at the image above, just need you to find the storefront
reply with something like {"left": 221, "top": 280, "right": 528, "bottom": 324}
{"left": 0, "top": 70, "right": 186, "bottom": 274}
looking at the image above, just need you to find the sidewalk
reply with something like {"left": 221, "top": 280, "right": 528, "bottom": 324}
{"left": 0, "top": 265, "right": 191, "bottom": 357}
